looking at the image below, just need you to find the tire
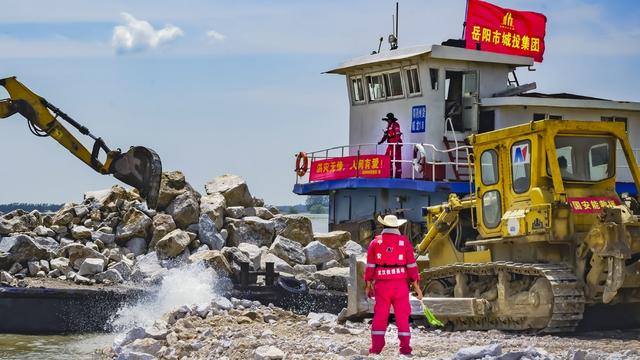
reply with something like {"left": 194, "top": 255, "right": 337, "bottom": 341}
{"left": 276, "top": 276, "right": 308, "bottom": 296}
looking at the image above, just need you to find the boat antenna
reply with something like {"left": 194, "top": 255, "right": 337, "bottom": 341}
{"left": 388, "top": 2, "right": 399, "bottom": 50}
{"left": 372, "top": 37, "right": 384, "bottom": 55}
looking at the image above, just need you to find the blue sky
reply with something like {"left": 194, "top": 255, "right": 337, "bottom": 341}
{"left": 1, "top": 0, "right": 639, "bottom": 205}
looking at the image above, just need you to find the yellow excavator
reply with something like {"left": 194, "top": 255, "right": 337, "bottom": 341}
{"left": 0, "top": 77, "right": 161, "bottom": 208}
{"left": 346, "top": 119, "right": 640, "bottom": 333}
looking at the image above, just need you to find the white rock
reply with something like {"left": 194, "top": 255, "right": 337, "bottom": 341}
{"left": 254, "top": 345, "right": 285, "bottom": 360}
{"left": 304, "top": 241, "right": 338, "bottom": 265}
{"left": 78, "top": 258, "right": 105, "bottom": 276}
{"left": 452, "top": 343, "right": 502, "bottom": 360}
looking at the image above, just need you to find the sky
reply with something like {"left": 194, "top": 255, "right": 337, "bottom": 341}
{"left": 1, "top": 0, "right": 639, "bottom": 206}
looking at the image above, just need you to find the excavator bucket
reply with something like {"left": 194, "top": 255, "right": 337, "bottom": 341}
{"left": 109, "top": 146, "right": 162, "bottom": 209}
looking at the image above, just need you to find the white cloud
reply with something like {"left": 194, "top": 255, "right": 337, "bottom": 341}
{"left": 206, "top": 30, "right": 226, "bottom": 42}
{"left": 112, "top": 12, "right": 184, "bottom": 53}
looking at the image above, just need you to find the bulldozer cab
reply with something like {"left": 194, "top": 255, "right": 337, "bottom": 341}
{"left": 469, "top": 120, "right": 640, "bottom": 241}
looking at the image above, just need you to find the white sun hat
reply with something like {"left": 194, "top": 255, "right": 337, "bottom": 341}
{"left": 377, "top": 214, "right": 407, "bottom": 228}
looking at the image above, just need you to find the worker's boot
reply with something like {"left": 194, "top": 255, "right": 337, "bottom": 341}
{"left": 369, "top": 333, "right": 386, "bottom": 354}
{"left": 399, "top": 335, "right": 412, "bottom": 355}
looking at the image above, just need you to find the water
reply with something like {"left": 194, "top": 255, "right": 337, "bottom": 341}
{"left": 305, "top": 213, "right": 329, "bottom": 233}
{"left": 0, "top": 262, "right": 223, "bottom": 359}
{"left": 0, "top": 214, "right": 329, "bottom": 358}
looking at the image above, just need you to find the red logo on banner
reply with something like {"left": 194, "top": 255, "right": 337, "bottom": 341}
{"left": 465, "top": 0, "right": 547, "bottom": 62}
{"left": 567, "top": 197, "right": 620, "bottom": 214}
{"left": 309, "top": 155, "right": 391, "bottom": 181}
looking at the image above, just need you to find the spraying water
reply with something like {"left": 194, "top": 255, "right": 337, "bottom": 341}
{"left": 111, "top": 262, "right": 223, "bottom": 331}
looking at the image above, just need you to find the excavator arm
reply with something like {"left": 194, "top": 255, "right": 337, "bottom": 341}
{"left": 0, "top": 76, "right": 162, "bottom": 208}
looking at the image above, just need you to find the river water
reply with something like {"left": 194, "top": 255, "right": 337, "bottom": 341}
{"left": 0, "top": 214, "right": 329, "bottom": 359}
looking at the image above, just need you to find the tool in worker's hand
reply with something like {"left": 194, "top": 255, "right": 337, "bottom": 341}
{"left": 421, "top": 302, "right": 443, "bottom": 327}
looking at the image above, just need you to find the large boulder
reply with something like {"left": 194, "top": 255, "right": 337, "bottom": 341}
{"left": 205, "top": 174, "right": 254, "bottom": 207}
{"left": 78, "top": 258, "right": 105, "bottom": 276}
{"left": 200, "top": 192, "right": 226, "bottom": 230}
{"left": 70, "top": 225, "right": 92, "bottom": 240}
{"left": 269, "top": 235, "right": 306, "bottom": 265}
{"left": 165, "top": 191, "right": 200, "bottom": 229}
{"left": 149, "top": 214, "right": 176, "bottom": 250}
{"left": 303, "top": 241, "right": 338, "bottom": 265}
{"left": 155, "top": 229, "right": 191, "bottom": 259}
{"left": 156, "top": 171, "right": 189, "bottom": 211}
{"left": 226, "top": 217, "right": 275, "bottom": 247}
{"left": 272, "top": 215, "right": 313, "bottom": 246}
{"left": 116, "top": 208, "right": 152, "bottom": 242}
{"left": 221, "top": 246, "right": 251, "bottom": 275}
{"left": 260, "top": 253, "right": 294, "bottom": 274}
{"left": 189, "top": 250, "right": 232, "bottom": 276}
{"left": 313, "top": 267, "right": 349, "bottom": 292}
{"left": 198, "top": 214, "right": 225, "bottom": 250}
{"left": 95, "top": 269, "right": 124, "bottom": 284}
{"left": 50, "top": 257, "right": 71, "bottom": 274}
{"left": 130, "top": 252, "right": 167, "bottom": 283}
{"left": 245, "top": 207, "right": 275, "bottom": 220}
{"left": 238, "top": 243, "right": 261, "bottom": 270}
{"left": 0, "top": 210, "right": 39, "bottom": 235}
{"left": 314, "top": 231, "right": 351, "bottom": 249}
{"left": 343, "top": 240, "right": 364, "bottom": 258}
{"left": 50, "top": 204, "right": 76, "bottom": 227}
{"left": 57, "top": 243, "right": 108, "bottom": 270}
{"left": 0, "top": 235, "right": 59, "bottom": 269}
{"left": 84, "top": 185, "right": 141, "bottom": 208}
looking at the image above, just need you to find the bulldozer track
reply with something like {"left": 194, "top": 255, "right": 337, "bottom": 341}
{"left": 422, "top": 262, "right": 586, "bottom": 333}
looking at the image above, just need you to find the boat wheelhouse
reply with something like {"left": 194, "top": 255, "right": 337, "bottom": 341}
{"left": 294, "top": 40, "right": 640, "bottom": 244}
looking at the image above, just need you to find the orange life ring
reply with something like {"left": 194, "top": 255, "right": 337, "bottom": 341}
{"left": 295, "top": 152, "right": 309, "bottom": 177}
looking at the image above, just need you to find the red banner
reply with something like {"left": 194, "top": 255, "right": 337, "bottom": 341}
{"left": 568, "top": 197, "right": 620, "bottom": 214}
{"left": 310, "top": 155, "right": 391, "bottom": 181}
{"left": 465, "top": 0, "right": 547, "bottom": 62}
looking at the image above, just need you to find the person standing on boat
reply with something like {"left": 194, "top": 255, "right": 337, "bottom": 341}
{"left": 364, "top": 214, "right": 423, "bottom": 356}
{"left": 378, "top": 113, "right": 403, "bottom": 178}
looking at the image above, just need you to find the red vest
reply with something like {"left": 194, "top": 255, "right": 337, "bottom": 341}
{"left": 365, "top": 232, "right": 419, "bottom": 281}
{"left": 386, "top": 122, "right": 402, "bottom": 144}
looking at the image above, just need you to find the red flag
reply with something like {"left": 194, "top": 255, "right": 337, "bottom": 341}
{"left": 464, "top": 0, "right": 547, "bottom": 62}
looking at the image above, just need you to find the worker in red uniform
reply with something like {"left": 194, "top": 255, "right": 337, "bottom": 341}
{"left": 364, "top": 214, "right": 423, "bottom": 356}
{"left": 378, "top": 113, "right": 403, "bottom": 178}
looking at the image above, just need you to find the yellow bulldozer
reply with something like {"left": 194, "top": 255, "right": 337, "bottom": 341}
{"left": 346, "top": 119, "right": 640, "bottom": 333}
{"left": 0, "top": 77, "right": 162, "bottom": 208}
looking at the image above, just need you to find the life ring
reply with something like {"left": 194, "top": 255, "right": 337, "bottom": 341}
{"left": 413, "top": 144, "right": 426, "bottom": 174}
{"left": 295, "top": 152, "right": 309, "bottom": 177}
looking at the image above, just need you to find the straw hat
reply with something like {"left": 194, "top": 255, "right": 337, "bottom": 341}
{"left": 377, "top": 214, "right": 407, "bottom": 227}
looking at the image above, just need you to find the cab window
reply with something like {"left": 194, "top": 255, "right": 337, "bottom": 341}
{"left": 552, "top": 136, "right": 615, "bottom": 181}
{"left": 511, "top": 140, "right": 531, "bottom": 194}
{"left": 482, "top": 190, "right": 502, "bottom": 228}
{"left": 480, "top": 150, "right": 498, "bottom": 185}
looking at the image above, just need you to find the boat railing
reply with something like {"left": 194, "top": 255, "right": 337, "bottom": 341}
{"left": 296, "top": 142, "right": 474, "bottom": 184}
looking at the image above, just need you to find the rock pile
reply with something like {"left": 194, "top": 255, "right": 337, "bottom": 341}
{"left": 0, "top": 172, "right": 363, "bottom": 291}
{"left": 103, "top": 296, "right": 640, "bottom": 360}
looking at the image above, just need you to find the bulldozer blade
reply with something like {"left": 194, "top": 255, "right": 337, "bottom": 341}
{"left": 109, "top": 146, "right": 162, "bottom": 209}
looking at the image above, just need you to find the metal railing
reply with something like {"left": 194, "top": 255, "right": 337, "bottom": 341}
{"left": 295, "top": 142, "right": 474, "bottom": 184}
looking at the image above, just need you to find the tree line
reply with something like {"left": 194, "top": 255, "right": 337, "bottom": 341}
{"left": 0, "top": 203, "right": 63, "bottom": 214}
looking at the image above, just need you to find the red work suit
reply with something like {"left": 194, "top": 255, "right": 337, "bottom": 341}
{"left": 364, "top": 228, "right": 420, "bottom": 355}
{"left": 384, "top": 122, "right": 402, "bottom": 178}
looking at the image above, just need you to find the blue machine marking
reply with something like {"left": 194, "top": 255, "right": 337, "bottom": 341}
{"left": 293, "top": 178, "right": 471, "bottom": 195}
{"left": 294, "top": 179, "right": 638, "bottom": 196}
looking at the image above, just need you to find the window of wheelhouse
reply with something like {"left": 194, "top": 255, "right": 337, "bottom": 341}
{"left": 350, "top": 76, "right": 365, "bottom": 104}
{"left": 384, "top": 71, "right": 404, "bottom": 98}
{"left": 511, "top": 140, "right": 531, "bottom": 194}
{"left": 366, "top": 74, "right": 386, "bottom": 100}
{"left": 366, "top": 69, "right": 404, "bottom": 101}
{"left": 405, "top": 66, "right": 421, "bottom": 96}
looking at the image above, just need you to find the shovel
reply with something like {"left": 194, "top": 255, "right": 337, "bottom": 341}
{"left": 420, "top": 301, "right": 444, "bottom": 327}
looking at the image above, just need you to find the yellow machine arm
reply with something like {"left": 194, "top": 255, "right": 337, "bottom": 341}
{"left": 0, "top": 76, "right": 162, "bottom": 208}
{"left": 417, "top": 193, "right": 475, "bottom": 254}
